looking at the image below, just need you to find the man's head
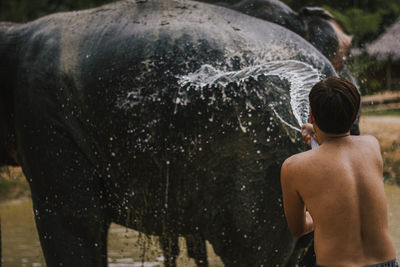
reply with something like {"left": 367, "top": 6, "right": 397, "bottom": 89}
{"left": 309, "top": 76, "right": 360, "bottom": 134}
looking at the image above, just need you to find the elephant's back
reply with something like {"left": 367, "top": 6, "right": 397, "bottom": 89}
{"left": 35, "top": 0, "right": 337, "bottom": 162}
{"left": 54, "top": 0, "right": 333, "bottom": 75}
{"left": 13, "top": 0, "right": 337, "bottom": 171}
{"left": 55, "top": 0, "right": 335, "bottom": 112}
{"left": 14, "top": 0, "right": 335, "bottom": 99}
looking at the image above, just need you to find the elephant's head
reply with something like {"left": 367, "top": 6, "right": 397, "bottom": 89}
{"left": 228, "top": 0, "right": 306, "bottom": 37}
{"left": 299, "top": 7, "right": 353, "bottom": 72}
{"left": 0, "top": 22, "right": 19, "bottom": 167}
{"left": 195, "top": 0, "right": 353, "bottom": 74}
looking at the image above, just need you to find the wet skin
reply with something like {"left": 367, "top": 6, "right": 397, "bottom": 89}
{"left": 281, "top": 120, "right": 396, "bottom": 266}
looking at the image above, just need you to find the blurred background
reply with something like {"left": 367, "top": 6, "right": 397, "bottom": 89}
{"left": 1, "top": 0, "right": 399, "bottom": 266}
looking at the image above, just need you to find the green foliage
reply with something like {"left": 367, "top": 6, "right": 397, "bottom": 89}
{"left": 281, "top": 0, "right": 400, "bottom": 48}
{"left": 363, "top": 109, "right": 400, "bottom": 116}
{"left": 0, "top": 0, "right": 114, "bottom": 22}
{"left": 281, "top": 0, "right": 400, "bottom": 95}
{"left": 324, "top": 7, "right": 381, "bottom": 46}
{"left": 282, "top": 0, "right": 400, "bottom": 13}
{"left": 348, "top": 53, "right": 387, "bottom": 95}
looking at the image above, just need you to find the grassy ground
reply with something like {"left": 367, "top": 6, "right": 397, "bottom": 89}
{"left": 359, "top": 114, "right": 400, "bottom": 184}
{"left": 361, "top": 91, "right": 400, "bottom": 116}
{"left": 362, "top": 91, "right": 400, "bottom": 106}
{"left": 362, "top": 109, "right": 400, "bottom": 116}
{"left": 0, "top": 167, "right": 29, "bottom": 202}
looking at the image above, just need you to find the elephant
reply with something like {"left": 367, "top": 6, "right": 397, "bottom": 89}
{"left": 0, "top": 0, "right": 343, "bottom": 266}
{"left": 195, "top": 0, "right": 360, "bottom": 136}
{"left": 195, "top": 0, "right": 353, "bottom": 73}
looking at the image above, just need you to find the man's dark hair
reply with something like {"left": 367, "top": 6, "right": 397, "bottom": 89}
{"left": 309, "top": 76, "right": 360, "bottom": 134}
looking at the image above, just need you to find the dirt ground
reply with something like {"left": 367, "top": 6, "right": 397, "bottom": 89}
{"left": 359, "top": 115, "right": 400, "bottom": 184}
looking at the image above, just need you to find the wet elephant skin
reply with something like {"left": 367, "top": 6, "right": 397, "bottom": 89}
{"left": 0, "top": 0, "right": 338, "bottom": 266}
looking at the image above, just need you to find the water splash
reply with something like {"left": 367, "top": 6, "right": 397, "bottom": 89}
{"left": 178, "top": 60, "right": 324, "bottom": 131}
{"left": 269, "top": 105, "right": 301, "bottom": 132}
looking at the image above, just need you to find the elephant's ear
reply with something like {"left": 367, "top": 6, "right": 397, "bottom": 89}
{"left": 298, "top": 7, "right": 334, "bottom": 20}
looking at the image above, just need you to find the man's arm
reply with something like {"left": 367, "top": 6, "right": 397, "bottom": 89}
{"left": 281, "top": 158, "right": 314, "bottom": 237}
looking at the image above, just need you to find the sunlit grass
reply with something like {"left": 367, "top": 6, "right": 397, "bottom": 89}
{"left": 362, "top": 109, "right": 400, "bottom": 116}
{"left": 359, "top": 115, "right": 400, "bottom": 185}
{"left": 0, "top": 167, "right": 29, "bottom": 202}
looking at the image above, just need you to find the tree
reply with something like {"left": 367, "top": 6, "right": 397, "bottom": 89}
{"left": 0, "top": 0, "right": 113, "bottom": 22}
{"left": 282, "top": 0, "right": 400, "bottom": 47}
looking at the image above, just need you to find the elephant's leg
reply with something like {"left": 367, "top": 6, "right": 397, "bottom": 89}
{"left": 159, "top": 234, "right": 179, "bottom": 267}
{"left": 185, "top": 233, "right": 208, "bottom": 267}
{"left": 21, "top": 131, "right": 111, "bottom": 266}
{"left": 34, "top": 210, "right": 110, "bottom": 267}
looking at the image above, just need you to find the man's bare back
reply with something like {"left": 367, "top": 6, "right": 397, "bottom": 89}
{"left": 281, "top": 77, "right": 397, "bottom": 266}
{"left": 282, "top": 133, "right": 396, "bottom": 266}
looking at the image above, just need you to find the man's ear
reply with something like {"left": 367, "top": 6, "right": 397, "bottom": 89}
{"left": 310, "top": 109, "right": 315, "bottom": 124}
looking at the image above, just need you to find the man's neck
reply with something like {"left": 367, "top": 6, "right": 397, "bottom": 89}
{"left": 313, "top": 125, "right": 350, "bottom": 145}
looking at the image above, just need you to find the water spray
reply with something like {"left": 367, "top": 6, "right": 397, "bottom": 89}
{"left": 178, "top": 59, "right": 323, "bottom": 148}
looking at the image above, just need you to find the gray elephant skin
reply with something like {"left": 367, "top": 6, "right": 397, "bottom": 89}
{"left": 0, "top": 0, "right": 338, "bottom": 266}
{"left": 197, "top": 0, "right": 353, "bottom": 72}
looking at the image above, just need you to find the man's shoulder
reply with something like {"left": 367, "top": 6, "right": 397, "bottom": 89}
{"left": 353, "top": 134, "right": 381, "bottom": 152}
{"left": 282, "top": 150, "right": 314, "bottom": 174}
{"left": 359, "top": 134, "right": 379, "bottom": 145}
{"left": 281, "top": 151, "right": 315, "bottom": 189}
{"left": 285, "top": 149, "right": 316, "bottom": 163}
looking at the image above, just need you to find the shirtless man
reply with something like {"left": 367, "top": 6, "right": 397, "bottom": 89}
{"left": 281, "top": 76, "right": 398, "bottom": 267}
